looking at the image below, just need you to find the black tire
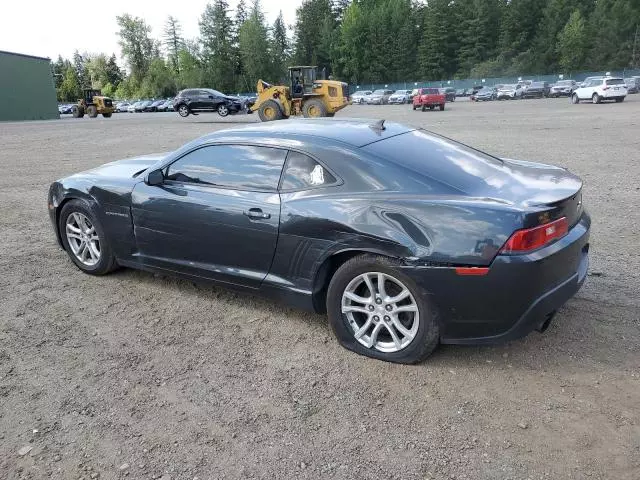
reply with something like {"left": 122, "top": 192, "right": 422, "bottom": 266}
{"left": 258, "top": 100, "right": 284, "bottom": 121}
{"left": 592, "top": 93, "right": 600, "bottom": 104}
{"left": 421, "top": 104, "right": 426, "bottom": 112}
{"left": 72, "top": 105, "right": 84, "bottom": 118}
{"left": 615, "top": 97, "right": 624, "bottom": 103}
{"left": 87, "top": 105, "right": 98, "bottom": 118}
{"left": 302, "top": 99, "right": 328, "bottom": 118}
{"left": 326, "top": 254, "right": 440, "bottom": 364}
{"left": 102, "top": 112, "right": 112, "bottom": 118}
{"left": 572, "top": 94, "right": 580, "bottom": 104}
{"left": 217, "top": 103, "right": 230, "bottom": 117}
{"left": 439, "top": 103, "right": 445, "bottom": 111}
{"left": 177, "top": 104, "right": 190, "bottom": 117}
{"left": 58, "top": 199, "right": 118, "bottom": 276}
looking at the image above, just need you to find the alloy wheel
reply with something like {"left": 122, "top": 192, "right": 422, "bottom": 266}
{"left": 341, "top": 272, "right": 419, "bottom": 353}
{"left": 65, "top": 212, "right": 100, "bottom": 266}
{"left": 178, "top": 105, "right": 189, "bottom": 117}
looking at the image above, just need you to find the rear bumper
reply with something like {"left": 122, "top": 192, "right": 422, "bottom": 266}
{"left": 400, "top": 212, "right": 591, "bottom": 344}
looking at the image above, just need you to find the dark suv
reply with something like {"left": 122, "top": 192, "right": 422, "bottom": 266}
{"left": 173, "top": 88, "right": 245, "bottom": 118}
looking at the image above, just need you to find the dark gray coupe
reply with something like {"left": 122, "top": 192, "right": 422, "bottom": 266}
{"left": 48, "top": 119, "right": 590, "bottom": 363}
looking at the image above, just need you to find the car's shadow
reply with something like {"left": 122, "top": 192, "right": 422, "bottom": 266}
{"left": 106, "top": 268, "right": 633, "bottom": 372}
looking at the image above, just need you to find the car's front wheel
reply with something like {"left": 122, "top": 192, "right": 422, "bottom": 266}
{"left": 572, "top": 94, "right": 580, "bottom": 104}
{"left": 59, "top": 200, "right": 118, "bottom": 275}
{"left": 217, "top": 104, "right": 229, "bottom": 117}
{"left": 177, "top": 104, "right": 190, "bottom": 117}
{"left": 592, "top": 93, "right": 601, "bottom": 104}
{"left": 327, "top": 255, "right": 440, "bottom": 364}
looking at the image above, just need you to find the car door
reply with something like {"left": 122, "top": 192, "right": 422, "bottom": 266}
{"left": 580, "top": 80, "right": 595, "bottom": 99}
{"left": 130, "top": 144, "right": 286, "bottom": 288}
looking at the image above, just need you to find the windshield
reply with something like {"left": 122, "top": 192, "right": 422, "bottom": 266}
{"left": 501, "top": 84, "right": 516, "bottom": 89}
{"left": 373, "top": 90, "right": 387, "bottom": 95}
{"left": 605, "top": 78, "right": 625, "bottom": 86}
{"left": 556, "top": 80, "right": 572, "bottom": 86}
{"left": 531, "top": 82, "right": 544, "bottom": 87}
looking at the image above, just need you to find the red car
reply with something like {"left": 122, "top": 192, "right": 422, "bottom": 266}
{"left": 412, "top": 88, "right": 446, "bottom": 111}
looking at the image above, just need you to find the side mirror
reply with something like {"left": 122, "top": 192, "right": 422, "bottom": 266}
{"left": 208, "top": 95, "right": 214, "bottom": 99}
{"left": 146, "top": 169, "right": 164, "bottom": 186}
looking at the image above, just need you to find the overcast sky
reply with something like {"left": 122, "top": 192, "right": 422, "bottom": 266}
{"left": 1, "top": 0, "right": 301, "bottom": 60}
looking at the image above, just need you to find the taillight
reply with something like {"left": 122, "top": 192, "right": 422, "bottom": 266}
{"left": 501, "top": 217, "right": 569, "bottom": 253}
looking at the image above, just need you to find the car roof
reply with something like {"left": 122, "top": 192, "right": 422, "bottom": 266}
{"left": 201, "top": 118, "right": 415, "bottom": 148}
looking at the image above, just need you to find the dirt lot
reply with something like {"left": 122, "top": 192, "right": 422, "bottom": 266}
{"left": 1, "top": 97, "right": 639, "bottom": 480}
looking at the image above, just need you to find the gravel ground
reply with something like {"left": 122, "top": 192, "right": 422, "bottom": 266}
{"left": 1, "top": 97, "right": 639, "bottom": 480}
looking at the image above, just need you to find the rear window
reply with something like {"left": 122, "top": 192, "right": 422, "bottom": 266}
{"left": 605, "top": 78, "right": 625, "bottom": 86}
{"left": 363, "top": 130, "right": 504, "bottom": 194}
{"left": 423, "top": 88, "right": 439, "bottom": 94}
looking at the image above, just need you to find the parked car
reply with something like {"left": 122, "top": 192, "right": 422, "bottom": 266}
{"left": 439, "top": 88, "right": 456, "bottom": 102}
{"left": 471, "top": 87, "right": 496, "bottom": 101}
{"left": 135, "top": 100, "right": 152, "bottom": 112}
{"left": 351, "top": 90, "right": 372, "bottom": 104}
{"left": 388, "top": 90, "right": 412, "bottom": 104}
{"left": 365, "top": 89, "right": 394, "bottom": 105}
{"left": 48, "top": 118, "right": 590, "bottom": 364}
{"left": 522, "top": 82, "right": 550, "bottom": 98}
{"left": 496, "top": 84, "right": 523, "bottom": 100}
{"left": 412, "top": 88, "right": 446, "bottom": 111}
{"left": 455, "top": 88, "right": 468, "bottom": 97}
{"left": 157, "top": 99, "right": 174, "bottom": 112}
{"left": 58, "top": 104, "right": 73, "bottom": 114}
{"left": 572, "top": 77, "right": 627, "bottom": 104}
{"left": 173, "top": 88, "right": 245, "bottom": 117}
{"left": 127, "top": 102, "right": 139, "bottom": 113}
{"left": 144, "top": 100, "right": 165, "bottom": 112}
{"left": 549, "top": 80, "right": 577, "bottom": 97}
{"left": 624, "top": 77, "right": 640, "bottom": 94}
{"left": 116, "top": 102, "right": 131, "bottom": 113}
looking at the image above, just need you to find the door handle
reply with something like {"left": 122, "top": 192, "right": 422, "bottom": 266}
{"left": 243, "top": 208, "right": 271, "bottom": 219}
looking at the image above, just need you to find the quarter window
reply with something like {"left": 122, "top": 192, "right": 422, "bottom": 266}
{"left": 280, "top": 151, "right": 337, "bottom": 190}
{"left": 166, "top": 145, "right": 287, "bottom": 191}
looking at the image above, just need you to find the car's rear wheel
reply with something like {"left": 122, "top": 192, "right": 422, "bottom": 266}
{"left": 327, "top": 255, "right": 439, "bottom": 364}
{"left": 615, "top": 97, "right": 624, "bottom": 103}
{"left": 177, "top": 104, "right": 190, "bottom": 117}
{"left": 592, "top": 93, "right": 601, "bottom": 104}
{"left": 59, "top": 200, "right": 118, "bottom": 275}
{"left": 572, "top": 94, "right": 579, "bottom": 104}
{"left": 421, "top": 104, "right": 426, "bottom": 111}
{"left": 439, "top": 104, "right": 445, "bottom": 111}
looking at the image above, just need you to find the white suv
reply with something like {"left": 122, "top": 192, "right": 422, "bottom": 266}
{"left": 572, "top": 77, "right": 627, "bottom": 104}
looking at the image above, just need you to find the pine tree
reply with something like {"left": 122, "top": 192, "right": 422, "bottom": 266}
{"left": 418, "top": 0, "right": 453, "bottom": 80}
{"left": 293, "top": 0, "right": 336, "bottom": 74}
{"left": 457, "top": 0, "right": 501, "bottom": 75}
{"left": 200, "top": 0, "right": 237, "bottom": 91}
{"left": 164, "top": 16, "right": 184, "bottom": 74}
{"left": 557, "top": 10, "right": 589, "bottom": 73}
{"left": 238, "top": 0, "right": 272, "bottom": 86}
{"left": 271, "top": 11, "right": 290, "bottom": 83}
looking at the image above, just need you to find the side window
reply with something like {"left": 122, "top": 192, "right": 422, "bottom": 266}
{"left": 280, "top": 151, "right": 337, "bottom": 190}
{"left": 166, "top": 145, "right": 287, "bottom": 191}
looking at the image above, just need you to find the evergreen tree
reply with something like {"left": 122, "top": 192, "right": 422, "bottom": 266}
{"left": 200, "top": 0, "right": 237, "bottom": 91}
{"left": 418, "top": 0, "right": 453, "bottom": 80}
{"left": 116, "top": 14, "right": 160, "bottom": 84}
{"left": 271, "top": 11, "right": 290, "bottom": 83}
{"left": 164, "top": 16, "right": 184, "bottom": 74}
{"left": 105, "top": 54, "right": 124, "bottom": 86}
{"left": 557, "top": 9, "right": 589, "bottom": 73}
{"left": 293, "top": 0, "right": 336, "bottom": 74}
{"left": 239, "top": 0, "right": 272, "bottom": 86}
{"left": 457, "top": 0, "right": 501, "bottom": 75}
{"left": 587, "top": 0, "right": 640, "bottom": 70}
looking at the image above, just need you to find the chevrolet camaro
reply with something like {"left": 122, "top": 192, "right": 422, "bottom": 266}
{"left": 48, "top": 119, "right": 590, "bottom": 363}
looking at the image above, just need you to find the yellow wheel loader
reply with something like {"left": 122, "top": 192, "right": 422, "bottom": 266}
{"left": 72, "top": 89, "right": 115, "bottom": 118}
{"left": 251, "top": 66, "right": 350, "bottom": 122}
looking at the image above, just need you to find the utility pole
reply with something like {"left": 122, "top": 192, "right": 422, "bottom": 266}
{"left": 632, "top": 25, "right": 639, "bottom": 69}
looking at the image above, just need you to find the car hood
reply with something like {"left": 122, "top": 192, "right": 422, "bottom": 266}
{"left": 223, "top": 95, "right": 242, "bottom": 102}
{"left": 80, "top": 153, "right": 168, "bottom": 179}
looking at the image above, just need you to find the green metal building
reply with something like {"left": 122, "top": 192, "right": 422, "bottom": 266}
{"left": 0, "top": 50, "right": 59, "bottom": 121}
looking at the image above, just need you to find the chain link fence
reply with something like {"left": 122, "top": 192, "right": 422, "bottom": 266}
{"left": 351, "top": 69, "right": 640, "bottom": 93}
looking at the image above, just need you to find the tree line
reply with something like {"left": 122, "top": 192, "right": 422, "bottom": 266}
{"left": 53, "top": 0, "right": 640, "bottom": 101}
